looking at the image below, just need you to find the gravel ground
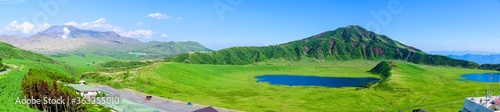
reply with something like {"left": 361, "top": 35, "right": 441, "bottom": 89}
{"left": 94, "top": 86, "right": 236, "bottom": 112}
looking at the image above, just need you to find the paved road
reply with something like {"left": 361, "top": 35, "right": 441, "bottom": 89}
{"left": 95, "top": 86, "right": 235, "bottom": 112}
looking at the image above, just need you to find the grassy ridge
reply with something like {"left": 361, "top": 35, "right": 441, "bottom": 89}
{"left": 73, "top": 41, "right": 212, "bottom": 60}
{"left": 0, "top": 58, "right": 77, "bottom": 111}
{"left": 0, "top": 42, "right": 55, "bottom": 63}
{"left": 84, "top": 59, "right": 495, "bottom": 111}
{"left": 51, "top": 53, "right": 123, "bottom": 75}
{"left": 166, "top": 26, "right": 478, "bottom": 68}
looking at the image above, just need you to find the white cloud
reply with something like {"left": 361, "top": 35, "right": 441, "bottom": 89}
{"left": 147, "top": 13, "right": 170, "bottom": 19}
{"left": 61, "top": 27, "right": 70, "bottom": 39}
{"left": 65, "top": 18, "right": 113, "bottom": 30}
{"left": 0, "top": 20, "right": 50, "bottom": 35}
{"left": 7, "top": 21, "right": 33, "bottom": 34}
{"left": 64, "top": 21, "right": 78, "bottom": 26}
{"left": 64, "top": 18, "right": 154, "bottom": 38}
{"left": 176, "top": 17, "right": 182, "bottom": 20}
{"left": 0, "top": 18, "right": 154, "bottom": 38}
{"left": 135, "top": 22, "right": 143, "bottom": 26}
{"left": 113, "top": 27, "right": 154, "bottom": 38}
{"left": 161, "top": 33, "right": 168, "bottom": 38}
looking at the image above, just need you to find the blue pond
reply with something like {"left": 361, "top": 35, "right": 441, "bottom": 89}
{"left": 461, "top": 73, "right": 500, "bottom": 82}
{"left": 255, "top": 75, "right": 380, "bottom": 88}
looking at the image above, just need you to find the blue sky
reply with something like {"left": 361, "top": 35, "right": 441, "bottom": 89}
{"left": 0, "top": 0, "right": 499, "bottom": 52}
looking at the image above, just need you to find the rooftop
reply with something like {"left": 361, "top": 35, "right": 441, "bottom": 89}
{"left": 69, "top": 84, "right": 100, "bottom": 92}
{"left": 194, "top": 106, "right": 218, "bottom": 112}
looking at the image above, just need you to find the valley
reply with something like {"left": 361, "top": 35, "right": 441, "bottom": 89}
{"left": 0, "top": 24, "right": 499, "bottom": 112}
{"left": 81, "top": 59, "right": 497, "bottom": 111}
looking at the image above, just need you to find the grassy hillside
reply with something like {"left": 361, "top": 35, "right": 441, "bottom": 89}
{"left": 166, "top": 25, "right": 477, "bottom": 68}
{"left": 369, "top": 61, "right": 393, "bottom": 89}
{"left": 0, "top": 70, "right": 39, "bottom": 111}
{"left": 0, "top": 42, "right": 55, "bottom": 63}
{"left": 50, "top": 53, "right": 124, "bottom": 75}
{"left": 72, "top": 41, "right": 212, "bottom": 60}
{"left": 0, "top": 59, "right": 8, "bottom": 72}
{"left": 0, "top": 43, "right": 104, "bottom": 111}
{"left": 83, "top": 59, "right": 495, "bottom": 111}
{"left": 0, "top": 58, "right": 79, "bottom": 111}
{"left": 0, "top": 52, "right": 119, "bottom": 111}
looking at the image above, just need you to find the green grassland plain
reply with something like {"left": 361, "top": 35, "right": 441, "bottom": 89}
{"left": 82, "top": 58, "right": 498, "bottom": 112}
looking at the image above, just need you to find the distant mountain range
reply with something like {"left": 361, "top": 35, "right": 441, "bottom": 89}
{"left": 35, "top": 25, "right": 142, "bottom": 44}
{"left": 427, "top": 51, "right": 500, "bottom": 56}
{"left": 447, "top": 54, "right": 500, "bottom": 64}
{"left": 167, "top": 25, "right": 478, "bottom": 68}
{"left": 426, "top": 51, "right": 500, "bottom": 64}
{"left": 0, "top": 25, "right": 211, "bottom": 59}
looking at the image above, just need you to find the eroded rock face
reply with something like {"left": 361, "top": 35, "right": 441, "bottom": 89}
{"left": 34, "top": 25, "right": 142, "bottom": 44}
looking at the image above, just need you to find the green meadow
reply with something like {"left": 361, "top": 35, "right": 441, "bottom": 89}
{"left": 83, "top": 59, "right": 499, "bottom": 112}
{"left": 50, "top": 53, "right": 124, "bottom": 75}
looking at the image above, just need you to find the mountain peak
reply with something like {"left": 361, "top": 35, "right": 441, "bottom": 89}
{"left": 34, "top": 25, "right": 142, "bottom": 44}
{"left": 37, "top": 25, "right": 78, "bottom": 37}
{"left": 336, "top": 25, "right": 370, "bottom": 33}
{"left": 342, "top": 25, "right": 365, "bottom": 29}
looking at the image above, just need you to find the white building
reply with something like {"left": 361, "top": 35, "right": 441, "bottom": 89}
{"left": 69, "top": 81, "right": 101, "bottom": 98}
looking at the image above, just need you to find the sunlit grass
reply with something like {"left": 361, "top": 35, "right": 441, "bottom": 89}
{"left": 50, "top": 53, "right": 123, "bottom": 75}
{"left": 88, "top": 59, "right": 499, "bottom": 111}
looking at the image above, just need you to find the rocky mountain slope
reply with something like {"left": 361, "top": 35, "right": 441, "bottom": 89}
{"left": 0, "top": 25, "right": 211, "bottom": 59}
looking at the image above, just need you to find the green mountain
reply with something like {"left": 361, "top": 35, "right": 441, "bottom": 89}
{"left": 166, "top": 25, "right": 478, "bottom": 68}
{"left": 72, "top": 41, "right": 212, "bottom": 59}
{"left": 0, "top": 41, "right": 55, "bottom": 63}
